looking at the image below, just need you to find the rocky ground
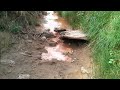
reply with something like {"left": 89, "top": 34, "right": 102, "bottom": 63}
{"left": 0, "top": 12, "right": 93, "bottom": 79}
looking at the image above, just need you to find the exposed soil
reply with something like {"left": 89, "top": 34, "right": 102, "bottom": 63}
{"left": 0, "top": 11, "right": 93, "bottom": 79}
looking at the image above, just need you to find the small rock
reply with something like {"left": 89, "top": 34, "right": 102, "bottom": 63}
{"left": 81, "top": 67, "right": 89, "bottom": 74}
{"left": 36, "top": 45, "right": 44, "bottom": 50}
{"left": 71, "top": 60, "right": 75, "bottom": 62}
{"left": 71, "top": 50, "right": 74, "bottom": 53}
{"left": 0, "top": 60, "right": 15, "bottom": 65}
{"left": 35, "top": 55, "right": 41, "bottom": 60}
{"left": 27, "top": 40, "right": 32, "bottom": 43}
{"left": 50, "top": 61, "right": 56, "bottom": 65}
{"left": 25, "top": 51, "right": 32, "bottom": 55}
{"left": 41, "top": 36, "right": 46, "bottom": 41}
{"left": 20, "top": 52, "right": 32, "bottom": 57}
{"left": 74, "top": 58, "right": 77, "bottom": 60}
{"left": 20, "top": 52, "right": 26, "bottom": 55}
{"left": 42, "top": 30, "right": 55, "bottom": 38}
{"left": 36, "top": 47, "right": 41, "bottom": 50}
{"left": 18, "top": 74, "right": 30, "bottom": 79}
{"left": 38, "top": 52, "right": 42, "bottom": 55}
{"left": 49, "top": 41, "right": 57, "bottom": 47}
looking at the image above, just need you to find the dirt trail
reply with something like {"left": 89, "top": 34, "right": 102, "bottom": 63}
{"left": 0, "top": 11, "right": 93, "bottom": 79}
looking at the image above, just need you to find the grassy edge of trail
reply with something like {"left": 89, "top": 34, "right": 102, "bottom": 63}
{"left": 58, "top": 11, "right": 120, "bottom": 79}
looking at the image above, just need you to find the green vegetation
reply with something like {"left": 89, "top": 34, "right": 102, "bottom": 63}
{"left": 0, "top": 11, "right": 42, "bottom": 56}
{"left": 0, "top": 11, "right": 41, "bottom": 33}
{"left": 59, "top": 11, "right": 120, "bottom": 79}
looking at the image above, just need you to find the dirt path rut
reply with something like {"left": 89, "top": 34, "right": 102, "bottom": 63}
{"left": 0, "top": 11, "right": 93, "bottom": 79}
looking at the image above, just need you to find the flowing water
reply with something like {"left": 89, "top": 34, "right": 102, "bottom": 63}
{"left": 41, "top": 11, "right": 73, "bottom": 62}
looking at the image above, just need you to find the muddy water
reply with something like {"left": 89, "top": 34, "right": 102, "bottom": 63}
{"left": 41, "top": 11, "right": 73, "bottom": 62}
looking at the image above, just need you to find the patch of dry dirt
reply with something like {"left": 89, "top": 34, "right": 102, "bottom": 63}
{"left": 0, "top": 35, "right": 93, "bottom": 79}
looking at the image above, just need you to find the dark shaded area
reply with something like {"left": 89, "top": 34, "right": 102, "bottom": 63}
{"left": 61, "top": 38, "right": 89, "bottom": 47}
{"left": 54, "top": 28, "right": 67, "bottom": 33}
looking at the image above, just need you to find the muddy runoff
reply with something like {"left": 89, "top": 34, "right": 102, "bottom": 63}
{"left": 40, "top": 11, "right": 74, "bottom": 62}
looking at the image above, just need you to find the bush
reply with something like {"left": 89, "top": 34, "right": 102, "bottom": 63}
{"left": 0, "top": 11, "right": 42, "bottom": 57}
{"left": 0, "top": 11, "right": 42, "bottom": 33}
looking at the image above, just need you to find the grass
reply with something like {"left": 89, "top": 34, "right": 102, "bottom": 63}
{"left": 0, "top": 11, "right": 42, "bottom": 57}
{"left": 58, "top": 11, "right": 120, "bottom": 79}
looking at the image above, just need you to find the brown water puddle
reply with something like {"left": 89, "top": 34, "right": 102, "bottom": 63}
{"left": 41, "top": 11, "right": 73, "bottom": 62}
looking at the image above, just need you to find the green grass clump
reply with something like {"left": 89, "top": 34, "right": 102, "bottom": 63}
{"left": 0, "top": 11, "right": 41, "bottom": 33}
{"left": 59, "top": 11, "right": 120, "bottom": 79}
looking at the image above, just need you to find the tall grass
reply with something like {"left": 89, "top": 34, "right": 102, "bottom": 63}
{"left": 59, "top": 11, "right": 120, "bottom": 79}
{"left": 0, "top": 11, "right": 42, "bottom": 33}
